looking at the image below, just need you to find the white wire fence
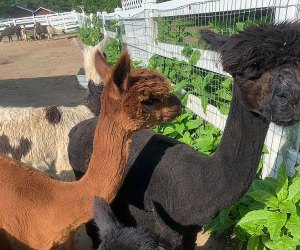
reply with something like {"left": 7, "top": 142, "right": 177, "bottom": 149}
{"left": 91, "top": 0, "right": 300, "bottom": 178}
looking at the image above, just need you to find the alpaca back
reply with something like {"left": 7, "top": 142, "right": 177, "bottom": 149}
{"left": 47, "top": 26, "right": 64, "bottom": 36}
{"left": 0, "top": 105, "right": 93, "bottom": 180}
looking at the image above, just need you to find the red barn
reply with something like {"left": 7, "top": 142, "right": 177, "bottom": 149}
{"left": 35, "top": 7, "right": 56, "bottom": 16}
{"left": 8, "top": 5, "right": 34, "bottom": 18}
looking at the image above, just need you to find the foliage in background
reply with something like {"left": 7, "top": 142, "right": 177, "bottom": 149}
{"left": 79, "top": 15, "right": 103, "bottom": 46}
{"left": 156, "top": 17, "right": 192, "bottom": 45}
{"left": 105, "top": 38, "right": 121, "bottom": 66}
{"left": 154, "top": 108, "right": 222, "bottom": 155}
{"left": 148, "top": 46, "right": 232, "bottom": 115}
{"left": 156, "top": 12, "right": 273, "bottom": 50}
{"left": 152, "top": 45, "right": 223, "bottom": 155}
{"left": 206, "top": 165, "right": 300, "bottom": 250}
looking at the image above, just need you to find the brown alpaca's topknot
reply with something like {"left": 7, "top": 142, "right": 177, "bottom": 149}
{"left": 220, "top": 21, "right": 300, "bottom": 78}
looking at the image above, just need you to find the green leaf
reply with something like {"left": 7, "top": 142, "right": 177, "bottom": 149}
{"left": 221, "top": 77, "right": 233, "bottom": 90}
{"left": 247, "top": 235, "right": 260, "bottom": 250}
{"left": 203, "top": 73, "right": 215, "bottom": 86}
{"left": 201, "top": 97, "right": 209, "bottom": 113}
{"left": 163, "top": 126, "right": 176, "bottom": 135}
{"left": 265, "top": 212, "right": 287, "bottom": 240}
{"left": 186, "top": 119, "right": 202, "bottom": 130}
{"left": 237, "top": 210, "right": 270, "bottom": 236}
{"left": 175, "top": 123, "right": 185, "bottom": 136}
{"left": 219, "top": 104, "right": 230, "bottom": 115}
{"left": 173, "top": 80, "right": 189, "bottom": 93}
{"left": 247, "top": 190, "right": 278, "bottom": 208}
{"left": 271, "top": 235, "right": 298, "bottom": 250}
{"left": 276, "top": 165, "right": 289, "bottom": 201}
{"left": 262, "top": 145, "right": 269, "bottom": 154}
{"left": 295, "top": 166, "right": 300, "bottom": 177}
{"left": 188, "top": 50, "right": 201, "bottom": 65}
{"left": 215, "top": 89, "right": 232, "bottom": 101}
{"left": 176, "top": 112, "right": 190, "bottom": 123}
{"left": 182, "top": 44, "right": 193, "bottom": 57}
{"left": 278, "top": 200, "right": 297, "bottom": 215}
{"left": 251, "top": 179, "right": 276, "bottom": 196}
{"left": 287, "top": 178, "right": 300, "bottom": 203}
{"left": 285, "top": 215, "right": 300, "bottom": 240}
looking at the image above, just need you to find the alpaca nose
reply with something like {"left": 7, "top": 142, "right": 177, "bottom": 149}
{"left": 274, "top": 81, "right": 300, "bottom": 105}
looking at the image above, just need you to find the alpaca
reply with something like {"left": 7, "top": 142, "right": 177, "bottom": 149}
{"left": 68, "top": 22, "right": 300, "bottom": 249}
{"left": 0, "top": 50, "right": 181, "bottom": 249}
{"left": 20, "top": 25, "right": 28, "bottom": 42}
{"left": 0, "top": 25, "right": 21, "bottom": 42}
{"left": 0, "top": 38, "right": 107, "bottom": 180}
{"left": 34, "top": 22, "right": 65, "bottom": 40}
{"left": 73, "top": 37, "right": 110, "bottom": 84}
{"left": 93, "top": 196, "right": 161, "bottom": 250}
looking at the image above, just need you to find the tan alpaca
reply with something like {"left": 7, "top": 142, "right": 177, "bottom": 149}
{"left": 0, "top": 50, "right": 181, "bottom": 249}
{"left": 20, "top": 25, "right": 28, "bottom": 42}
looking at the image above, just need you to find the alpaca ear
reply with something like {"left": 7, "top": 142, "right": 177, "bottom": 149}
{"left": 200, "top": 29, "right": 229, "bottom": 50}
{"left": 96, "top": 36, "right": 110, "bottom": 53}
{"left": 73, "top": 38, "right": 86, "bottom": 52}
{"left": 94, "top": 50, "right": 112, "bottom": 84}
{"left": 112, "top": 50, "right": 131, "bottom": 92}
{"left": 93, "top": 196, "right": 120, "bottom": 238}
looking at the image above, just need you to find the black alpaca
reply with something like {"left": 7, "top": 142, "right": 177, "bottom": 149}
{"left": 0, "top": 25, "right": 21, "bottom": 42}
{"left": 94, "top": 196, "right": 161, "bottom": 250}
{"left": 68, "top": 22, "right": 300, "bottom": 249}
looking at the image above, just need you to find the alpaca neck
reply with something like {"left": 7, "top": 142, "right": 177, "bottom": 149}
{"left": 212, "top": 86, "right": 270, "bottom": 201}
{"left": 59, "top": 114, "right": 132, "bottom": 230}
{"left": 84, "top": 81, "right": 102, "bottom": 116}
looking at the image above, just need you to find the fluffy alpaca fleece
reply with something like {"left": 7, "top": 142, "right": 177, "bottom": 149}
{"left": 34, "top": 23, "right": 65, "bottom": 40}
{"left": 0, "top": 50, "right": 180, "bottom": 249}
{"left": 69, "top": 22, "right": 300, "bottom": 249}
{"left": 0, "top": 38, "right": 106, "bottom": 180}
{"left": 0, "top": 105, "right": 93, "bottom": 179}
{"left": 93, "top": 196, "right": 160, "bottom": 250}
{"left": 74, "top": 37, "right": 110, "bottom": 84}
{"left": 20, "top": 25, "right": 28, "bottom": 41}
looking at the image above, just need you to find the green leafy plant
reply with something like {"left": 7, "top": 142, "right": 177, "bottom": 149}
{"left": 206, "top": 165, "right": 300, "bottom": 250}
{"left": 149, "top": 49, "right": 232, "bottom": 115}
{"left": 105, "top": 38, "right": 121, "bottom": 66}
{"left": 156, "top": 17, "right": 192, "bottom": 45}
{"left": 79, "top": 16, "right": 103, "bottom": 46}
{"left": 153, "top": 108, "right": 222, "bottom": 155}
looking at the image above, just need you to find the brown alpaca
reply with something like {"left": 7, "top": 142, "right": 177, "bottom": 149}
{"left": 0, "top": 51, "right": 181, "bottom": 249}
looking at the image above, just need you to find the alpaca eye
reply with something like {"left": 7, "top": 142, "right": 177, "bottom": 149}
{"left": 142, "top": 98, "right": 155, "bottom": 106}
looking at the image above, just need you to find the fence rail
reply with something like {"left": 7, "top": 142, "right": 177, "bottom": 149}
{"left": 0, "top": 11, "right": 81, "bottom": 32}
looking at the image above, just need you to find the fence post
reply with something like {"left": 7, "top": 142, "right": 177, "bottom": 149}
{"left": 144, "top": 0, "right": 156, "bottom": 61}
{"left": 101, "top": 12, "right": 107, "bottom": 36}
{"left": 46, "top": 15, "right": 50, "bottom": 25}
{"left": 114, "top": 8, "right": 122, "bottom": 38}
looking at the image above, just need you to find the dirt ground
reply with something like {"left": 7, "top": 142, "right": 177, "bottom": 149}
{"left": 0, "top": 36, "right": 229, "bottom": 249}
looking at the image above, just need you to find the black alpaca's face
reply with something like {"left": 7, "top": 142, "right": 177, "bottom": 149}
{"left": 265, "top": 65, "right": 300, "bottom": 125}
{"left": 235, "top": 64, "right": 300, "bottom": 125}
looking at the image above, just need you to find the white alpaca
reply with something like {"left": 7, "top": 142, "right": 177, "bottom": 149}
{"left": 0, "top": 37, "right": 107, "bottom": 180}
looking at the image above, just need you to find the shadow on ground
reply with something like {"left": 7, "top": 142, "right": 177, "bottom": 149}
{"left": 0, "top": 76, "right": 87, "bottom": 107}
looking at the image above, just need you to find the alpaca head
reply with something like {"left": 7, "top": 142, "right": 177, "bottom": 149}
{"left": 74, "top": 37, "right": 110, "bottom": 84}
{"left": 94, "top": 50, "right": 181, "bottom": 131}
{"left": 201, "top": 22, "right": 300, "bottom": 125}
{"left": 93, "top": 196, "right": 160, "bottom": 250}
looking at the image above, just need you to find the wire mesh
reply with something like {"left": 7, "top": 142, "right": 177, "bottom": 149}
{"left": 100, "top": 0, "right": 300, "bottom": 177}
